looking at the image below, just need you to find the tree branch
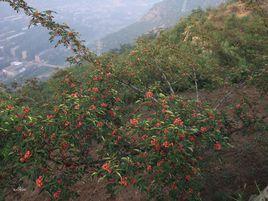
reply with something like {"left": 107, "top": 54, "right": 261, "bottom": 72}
{"left": 214, "top": 82, "right": 246, "bottom": 110}
{"left": 192, "top": 67, "right": 199, "bottom": 102}
{"left": 0, "top": 0, "right": 95, "bottom": 64}
{"left": 114, "top": 76, "right": 160, "bottom": 104}
{"left": 157, "top": 66, "right": 175, "bottom": 95}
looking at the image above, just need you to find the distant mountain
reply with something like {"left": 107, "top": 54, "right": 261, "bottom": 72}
{"left": 94, "top": 0, "right": 226, "bottom": 53}
{"left": 0, "top": 0, "right": 161, "bottom": 83}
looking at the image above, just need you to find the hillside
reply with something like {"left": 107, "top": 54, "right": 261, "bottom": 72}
{"left": 93, "top": 0, "right": 226, "bottom": 53}
{"left": 1, "top": 1, "right": 268, "bottom": 201}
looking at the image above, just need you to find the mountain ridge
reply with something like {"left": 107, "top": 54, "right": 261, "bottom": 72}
{"left": 93, "top": 0, "right": 226, "bottom": 53}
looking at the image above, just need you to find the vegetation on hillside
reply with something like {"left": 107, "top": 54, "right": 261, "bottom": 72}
{"left": 0, "top": 0, "right": 267, "bottom": 200}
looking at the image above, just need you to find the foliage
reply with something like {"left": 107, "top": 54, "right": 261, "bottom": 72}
{"left": 0, "top": 0, "right": 267, "bottom": 201}
{"left": 108, "top": 4, "right": 268, "bottom": 94}
{"left": 97, "top": 96, "right": 228, "bottom": 201}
